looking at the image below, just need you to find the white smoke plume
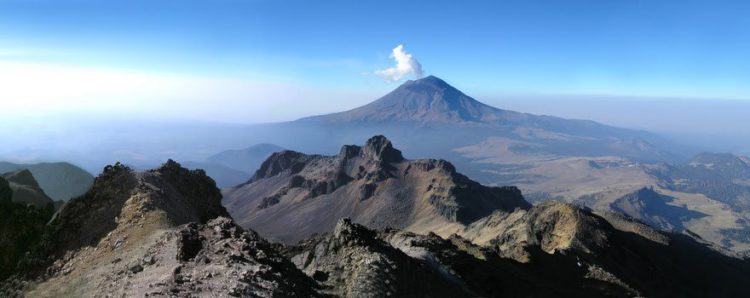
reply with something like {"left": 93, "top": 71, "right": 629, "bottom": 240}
{"left": 375, "top": 44, "right": 423, "bottom": 82}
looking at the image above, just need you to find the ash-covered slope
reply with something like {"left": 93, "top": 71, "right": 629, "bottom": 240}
{"left": 1, "top": 160, "right": 320, "bottom": 297}
{"left": 223, "top": 135, "right": 530, "bottom": 244}
{"left": 301, "top": 76, "right": 514, "bottom": 124}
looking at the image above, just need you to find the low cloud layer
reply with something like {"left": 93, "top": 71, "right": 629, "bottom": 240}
{"left": 375, "top": 44, "right": 423, "bottom": 82}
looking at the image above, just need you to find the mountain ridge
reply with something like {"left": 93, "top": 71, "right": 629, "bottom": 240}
{"left": 224, "top": 135, "right": 530, "bottom": 243}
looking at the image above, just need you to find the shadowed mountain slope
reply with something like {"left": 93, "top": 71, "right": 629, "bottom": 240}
{"left": 2, "top": 169, "right": 54, "bottom": 208}
{"left": 0, "top": 177, "right": 55, "bottom": 281}
{"left": 610, "top": 187, "right": 708, "bottom": 231}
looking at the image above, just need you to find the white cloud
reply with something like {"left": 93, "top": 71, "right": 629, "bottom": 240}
{"left": 375, "top": 44, "right": 423, "bottom": 82}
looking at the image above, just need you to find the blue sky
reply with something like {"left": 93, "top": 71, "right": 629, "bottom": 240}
{"left": 1, "top": 0, "right": 749, "bottom": 123}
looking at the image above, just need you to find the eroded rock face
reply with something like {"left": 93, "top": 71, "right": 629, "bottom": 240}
{"left": 135, "top": 217, "right": 320, "bottom": 298}
{"left": 224, "top": 135, "right": 530, "bottom": 244}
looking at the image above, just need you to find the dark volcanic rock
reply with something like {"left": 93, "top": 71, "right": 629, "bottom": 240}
{"left": 143, "top": 217, "right": 321, "bottom": 297}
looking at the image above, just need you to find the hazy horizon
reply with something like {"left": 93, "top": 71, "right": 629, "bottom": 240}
{"left": 3, "top": 0, "right": 750, "bottom": 121}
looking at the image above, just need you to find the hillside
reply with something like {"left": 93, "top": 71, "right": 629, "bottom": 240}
{"left": 2, "top": 169, "right": 54, "bottom": 208}
{"left": 0, "top": 162, "right": 93, "bottom": 202}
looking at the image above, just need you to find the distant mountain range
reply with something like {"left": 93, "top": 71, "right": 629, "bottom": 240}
{"left": 207, "top": 143, "right": 284, "bottom": 173}
{"left": 2, "top": 169, "right": 54, "bottom": 208}
{"left": 182, "top": 143, "right": 284, "bottom": 188}
{"left": 166, "top": 76, "right": 680, "bottom": 191}
{"left": 0, "top": 162, "right": 93, "bottom": 202}
{"left": 285, "top": 76, "right": 677, "bottom": 162}
{"left": 0, "top": 76, "right": 682, "bottom": 189}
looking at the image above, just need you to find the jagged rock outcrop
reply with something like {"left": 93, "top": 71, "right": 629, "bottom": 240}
{"left": 286, "top": 218, "right": 469, "bottom": 298}
{"left": 1, "top": 160, "right": 321, "bottom": 297}
{"left": 224, "top": 135, "right": 530, "bottom": 244}
{"left": 487, "top": 202, "right": 611, "bottom": 262}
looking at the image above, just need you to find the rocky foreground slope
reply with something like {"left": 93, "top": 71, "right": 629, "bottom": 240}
{"left": 224, "top": 135, "right": 530, "bottom": 243}
{"left": 0, "top": 161, "right": 319, "bottom": 297}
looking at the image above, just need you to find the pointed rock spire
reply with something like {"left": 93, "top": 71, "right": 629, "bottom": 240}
{"left": 362, "top": 135, "right": 403, "bottom": 163}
